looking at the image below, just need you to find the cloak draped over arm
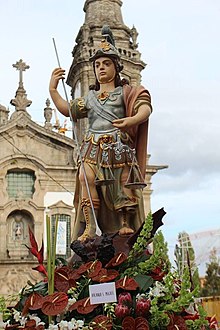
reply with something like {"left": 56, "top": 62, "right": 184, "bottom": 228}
{"left": 123, "top": 84, "right": 153, "bottom": 179}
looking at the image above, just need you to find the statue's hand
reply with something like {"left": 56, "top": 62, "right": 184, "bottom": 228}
{"left": 49, "top": 67, "right": 65, "bottom": 91}
{"left": 112, "top": 117, "right": 135, "bottom": 130}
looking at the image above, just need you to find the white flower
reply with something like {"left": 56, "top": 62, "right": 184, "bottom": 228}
{"left": 47, "top": 319, "right": 85, "bottom": 330}
{"left": 29, "top": 315, "right": 44, "bottom": 326}
{"left": 185, "top": 302, "right": 197, "bottom": 315}
{"left": 20, "top": 316, "right": 27, "bottom": 326}
{"left": 48, "top": 325, "right": 59, "bottom": 330}
{"left": 148, "top": 281, "right": 167, "bottom": 298}
{"left": 67, "top": 297, "right": 76, "bottom": 309}
{"left": 68, "top": 318, "right": 78, "bottom": 330}
{"left": 76, "top": 319, "right": 84, "bottom": 328}
{"left": 59, "top": 320, "right": 68, "bottom": 329}
{"left": 13, "top": 310, "right": 21, "bottom": 322}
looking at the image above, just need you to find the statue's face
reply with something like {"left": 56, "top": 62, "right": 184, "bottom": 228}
{"left": 94, "top": 57, "right": 116, "bottom": 84}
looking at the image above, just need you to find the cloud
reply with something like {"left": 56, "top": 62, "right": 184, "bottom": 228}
{"left": 147, "top": 77, "right": 220, "bottom": 181}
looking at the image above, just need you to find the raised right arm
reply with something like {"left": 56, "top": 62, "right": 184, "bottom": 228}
{"left": 49, "top": 68, "right": 69, "bottom": 117}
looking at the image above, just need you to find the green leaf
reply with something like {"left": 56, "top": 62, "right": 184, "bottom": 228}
{"left": 134, "top": 274, "right": 153, "bottom": 292}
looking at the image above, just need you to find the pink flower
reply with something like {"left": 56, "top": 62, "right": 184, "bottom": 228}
{"left": 115, "top": 304, "right": 131, "bottom": 319}
{"left": 118, "top": 292, "right": 132, "bottom": 306}
{"left": 135, "top": 298, "right": 151, "bottom": 317}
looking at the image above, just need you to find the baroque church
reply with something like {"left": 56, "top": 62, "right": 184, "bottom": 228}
{"left": 0, "top": 0, "right": 166, "bottom": 295}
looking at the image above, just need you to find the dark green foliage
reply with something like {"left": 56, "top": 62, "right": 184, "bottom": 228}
{"left": 201, "top": 248, "right": 220, "bottom": 297}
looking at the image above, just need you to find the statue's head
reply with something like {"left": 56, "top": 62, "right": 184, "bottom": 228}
{"left": 92, "top": 46, "right": 123, "bottom": 73}
{"left": 89, "top": 25, "right": 124, "bottom": 90}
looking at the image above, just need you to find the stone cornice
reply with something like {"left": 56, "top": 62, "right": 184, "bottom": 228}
{"left": 0, "top": 112, "right": 75, "bottom": 148}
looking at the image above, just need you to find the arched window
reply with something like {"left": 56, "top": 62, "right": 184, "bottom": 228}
{"left": 6, "top": 169, "right": 35, "bottom": 199}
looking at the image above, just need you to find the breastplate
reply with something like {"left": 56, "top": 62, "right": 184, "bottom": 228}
{"left": 86, "top": 87, "right": 125, "bottom": 131}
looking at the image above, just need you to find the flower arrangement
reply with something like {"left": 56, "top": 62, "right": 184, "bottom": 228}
{"left": 0, "top": 211, "right": 218, "bottom": 330}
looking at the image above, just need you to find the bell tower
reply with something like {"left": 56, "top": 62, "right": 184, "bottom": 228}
{"left": 67, "top": 0, "right": 146, "bottom": 96}
{"left": 66, "top": 0, "right": 168, "bottom": 212}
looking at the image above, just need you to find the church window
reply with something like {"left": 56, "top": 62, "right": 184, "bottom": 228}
{"left": 6, "top": 169, "right": 35, "bottom": 199}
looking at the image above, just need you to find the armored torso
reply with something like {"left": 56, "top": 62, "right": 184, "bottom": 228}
{"left": 85, "top": 86, "right": 125, "bottom": 133}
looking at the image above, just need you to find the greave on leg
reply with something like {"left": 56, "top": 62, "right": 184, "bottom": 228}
{"left": 118, "top": 207, "right": 134, "bottom": 236}
{"left": 78, "top": 198, "right": 100, "bottom": 241}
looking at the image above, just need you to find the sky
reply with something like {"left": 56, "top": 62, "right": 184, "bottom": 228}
{"left": 1, "top": 0, "right": 220, "bottom": 271}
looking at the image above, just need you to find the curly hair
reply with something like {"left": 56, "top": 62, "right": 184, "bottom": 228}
{"left": 89, "top": 57, "right": 129, "bottom": 91}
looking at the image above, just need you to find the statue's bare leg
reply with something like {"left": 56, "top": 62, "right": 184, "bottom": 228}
{"left": 77, "top": 163, "right": 99, "bottom": 241}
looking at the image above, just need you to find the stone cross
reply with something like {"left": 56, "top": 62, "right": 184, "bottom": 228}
{"left": 12, "top": 59, "right": 30, "bottom": 87}
{"left": 10, "top": 59, "right": 32, "bottom": 114}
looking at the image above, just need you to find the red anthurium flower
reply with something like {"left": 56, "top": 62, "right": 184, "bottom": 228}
{"left": 118, "top": 292, "right": 132, "bottom": 306}
{"left": 115, "top": 304, "right": 131, "bottom": 319}
{"left": 41, "top": 292, "right": 68, "bottom": 316}
{"left": 116, "top": 276, "right": 139, "bottom": 290}
{"left": 206, "top": 316, "right": 219, "bottom": 329}
{"left": 54, "top": 267, "right": 70, "bottom": 292}
{"left": 92, "top": 268, "right": 119, "bottom": 283}
{"left": 122, "top": 316, "right": 135, "bottom": 330}
{"left": 54, "top": 267, "right": 76, "bottom": 292}
{"left": 77, "top": 260, "right": 102, "bottom": 278}
{"left": 56, "top": 265, "right": 81, "bottom": 280}
{"left": 122, "top": 316, "right": 150, "bottom": 329}
{"left": 99, "top": 269, "right": 119, "bottom": 283}
{"left": 167, "top": 315, "right": 188, "bottom": 330}
{"left": 77, "top": 262, "right": 90, "bottom": 275}
{"left": 135, "top": 298, "right": 151, "bottom": 317}
{"left": 92, "top": 315, "right": 113, "bottom": 330}
{"left": 87, "top": 261, "right": 102, "bottom": 278}
{"left": 91, "top": 268, "right": 107, "bottom": 281}
{"left": 32, "top": 264, "right": 48, "bottom": 277}
{"left": 135, "top": 317, "right": 150, "bottom": 330}
{"left": 150, "top": 266, "right": 166, "bottom": 281}
{"left": 77, "top": 298, "right": 99, "bottom": 315}
{"left": 69, "top": 297, "right": 98, "bottom": 314}
{"left": 22, "top": 292, "right": 44, "bottom": 316}
{"left": 105, "top": 252, "right": 127, "bottom": 268}
{"left": 68, "top": 268, "right": 81, "bottom": 281}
